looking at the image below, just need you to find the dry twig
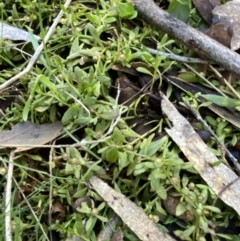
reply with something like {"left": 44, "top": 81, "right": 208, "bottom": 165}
{"left": 147, "top": 47, "right": 210, "bottom": 63}
{"left": 132, "top": 0, "right": 240, "bottom": 76}
{"left": 5, "top": 150, "right": 15, "bottom": 241}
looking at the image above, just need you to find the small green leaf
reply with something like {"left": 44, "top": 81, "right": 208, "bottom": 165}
{"left": 216, "top": 233, "right": 233, "bottom": 240}
{"left": 117, "top": 3, "right": 137, "bottom": 19}
{"left": 136, "top": 67, "right": 153, "bottom": 76}
{"left": 97, "top": 202, "right": 106, "bottom": 211}
{"left": 68, "top": 49, "right": 96, "bottom": 59}
{"left": 209, "top": 160, "right": 222, "bottom": 167}
{"left": 118, "top": 152, "right": 128, "bottom": 171}
{"left": 86, "top": 13, "right": 101, "bottom": 25}
{"left": 86, "top": 216, "right": 97, "bottom": 237}
{"left": 139, "top": 134, "right": 155, "bottom": 155}
{"left": 22, "top": 75, "right": 41, "bottom": 121}
{"left": 62, "top": 105, "right": 79, "bottom": 124}
{"left": 134, "top": 162, "right": 155, "bottom": 176}
{"left": 70, "top": 37, "right": 79, "bottom": 55}
{"left": 99, "top": 110, "right": 119, "bottom": 120}
{"left": 199, "top": 215, "right": 208, "bottom": 232}
{"left": 155, "top": 201, "right": 167, "bottom": 216}
{"left": 86, "top": 23, "right": 103, "bottom": 47}
{"left": 164, "top": 158, "right": 184, "bottom": 166}
{"left": 149, "top": 174, "right": 167, "bottom": 199}
{"left": 34, "top": 106, "right": 49, "bottom": 112}
{"left": 105, "top": 147, "right": 119, "bottom": 163}
{"left": 202, "top": 94, "right": 240, "bottom": 108}
{"left": 104, "top": 17, "right": 116, "bottom": 23}
{"left": 29, "top": 31, "right": 49, "bottom": 70}
{"left": 146, "top": 138, "right": 164, "bottom": 156}
{"left": 178, "top": 72, "right": 200, "bottom": 82}
{"left": 181, "top": 175, "right": 189, "bottom": 187}
{"left": 168, "top": 0, "right": 190, "bottom": 23}
{"left": 181, "top": 225, "right": 196, "bottom": 238}
{"left": 204, "top": 205, "right": 221, "bottom": 213}
{"left": 96, "top": 215, "right": 108, "bottom": 222}
{"left": 176, "top": 202, "right": 187, "bottom": 216}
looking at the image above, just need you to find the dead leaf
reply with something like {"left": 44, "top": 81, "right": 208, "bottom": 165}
{"left": 111, "top": 228, "right": 123, "bottom": 241}
{"left": 112, "top": 64, "right": 140, "bottom": 76}
{"left": 14, "top": 183, "right": 33, "bottom": 205}
{"left": 90, "top": 176, "right": 177, "bottom": 241}
{"left": 212, "top": 1, "right": 240, "bottom": 50}
{"left": 192, "top": 0, "right": 221, "bottom": 24}
{"left": 0, "top": 121, "right": 63, "bottom": 152}
{"left": 160, "top": 92, "right": 240, "bottom": 215}
{"left": 205, "top": 22, "right": 231, "bottom": 48}
{"left": 115, "top": 75, "right": 139, "bottom": 105}
{"left": 0, "top": 22, "right": 40, "bottom": 42}
{"left": 50, "top": 201, "right": 66, "bottom": 222}
{"left": 163, "top": 192, "right": 195, "bottom": 222}
{"left": 72, "top": 196, "right": 93, "bottom": 212}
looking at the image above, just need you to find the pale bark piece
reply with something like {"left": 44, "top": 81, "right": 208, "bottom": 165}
{"left": 212, "top": 1, "right": 240, "bottom": 50}
{"left": 0, "top": 121, "right": 63, "bottom": 152}
{"left": 231, "top": 22, "right": 240, "bottom": 51}
{"left": 192, "top": 0, "right": 221, "bottom": 24}
{"left": 131, "top": 0, "right": 240, "bottom": 76}
{"left": 160, "top": 92, "right": 240, "bottom": 215}
{"left": 90, "top": 176, "right": 177, "bottom": 241}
